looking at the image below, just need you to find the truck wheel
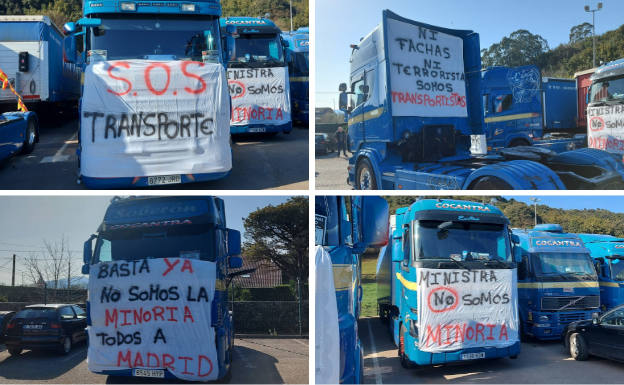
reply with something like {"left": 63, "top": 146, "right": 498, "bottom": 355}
{"left": 21, "top": 118, "right": 37, "bottom": 154}
{"left": 469, "top": 176, "right": 513, "bottom": 190}
{"left": 7, "top": 346, "right": 22, "bottom": 356}
{"left": 569, "top": 333, "right": 589, "bottom": 361}
{"left": 399, "top": 324, "right": 414, "bottom": 369}
{"left": 356, "top": 158, "right": 377, "bottom": 190}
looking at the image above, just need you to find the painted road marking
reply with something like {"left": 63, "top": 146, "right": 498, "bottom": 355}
{"left": 293, "top": 339, "right": 309, "bottom": 347}
{"left": 40, "top": 132, "right": 77, "bottom": 164}
{"left": 367, "top": 319, "right": 382, "bottom": 384}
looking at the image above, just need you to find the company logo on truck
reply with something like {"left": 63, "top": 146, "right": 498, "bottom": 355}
{"left": 533, "top": 239, "right": 582, "bottom": 247}
{"left": 435, "top": 202, "right": 491, "bottom": 212}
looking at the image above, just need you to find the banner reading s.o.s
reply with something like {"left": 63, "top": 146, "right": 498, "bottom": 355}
{"left": 227, "top": 67, "right": 291, "bottom": 126}
{"left": 87, "top": 258, "right": 218, "bottom": 381}
{"left": 417, "top": 268, "right": 518, "bottom": 353}
{"left": 587, "top": 105, "right": 624, "bottom": 154}
{"left": 386, "top": 16, "right": 467, "bottom": 118}
{"left": 80, "top": 60, "right": 231, "bottom": 178}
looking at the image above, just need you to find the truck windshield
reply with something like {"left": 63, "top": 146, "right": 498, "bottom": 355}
{"left": 289, "top": 52, "right": 309, "bottom": 76}
{"left": 532, "top": 253, "right": 597, "bottom": 279}
{"left": 89, "top": 16, "right": 221, "bottom": 62}
{"left": 589, "top": 76, "right": 624, "bottom": 103}
{"left": 228, "top": 33, "right": 284, "bottom": 67}
{"left": 92, "top": 226, "right": 216, "bottom": 263}
{"left": 413, "top": 220, "right": 511, "bottom": 261}
{"left": 610, "top": 258, "right": 624, "bottom": 281}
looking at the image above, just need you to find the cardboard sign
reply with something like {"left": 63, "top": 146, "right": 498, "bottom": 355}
{"left": 386, "top": 17, "right": 467, "bottom": 117}
{"left": 227, "top": 67, "right": 291, "bottom": 126}
{"left": 80, "top": 60, "right": 231, "bottom": 178}
{"left": 417, "top": 268, "right": 518, "bottom": 353}
{"left": 587, "top": 105, "right": 624, "bottom": 154}
{"left": 87, "top": 258, "right": 218, "bottom": 381}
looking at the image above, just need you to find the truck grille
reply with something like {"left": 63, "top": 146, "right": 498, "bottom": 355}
{"left": 541, "top": 296, "right": 599, "bottom": 311}
{"left": 558, "top": 312, "right": 587, "bottom": 324}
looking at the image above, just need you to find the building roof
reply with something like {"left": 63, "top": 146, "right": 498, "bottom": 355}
{"left": 231, "top": 258, "right": 282, "bottom": 288}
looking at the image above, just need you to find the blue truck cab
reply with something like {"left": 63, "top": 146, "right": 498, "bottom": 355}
{"left": 377, "top": 199, "right": 520, "bottom": 368}
{"left": 482, "top": 65, "right": 585, "bottom": 152}
{"left": 315, "top": 196, "right": 388, "bottom": 383}
{"left": 578, "top": 233, "right": 624, "bottom": 311}
{"left": 220, "top": 17, "right": 292, "bottom": 134}
{"left": 513, "top": 224, "right": 600, "bottom": 341}
{"left": 338, "top": 10, "right": 624, "bottom": 190}
{"left": 82, "top": 196, "right": 242, "bottom": 381}
{"left": 282, "top": 27, "right": 309, "bottom": 126}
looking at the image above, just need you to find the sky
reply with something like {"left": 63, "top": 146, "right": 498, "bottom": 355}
{"left": 0, "top": 195, "right": 294, "bottom": 285}
{"left": 315, "top": 0, "right": 624, "bottom": 108}
{"left": 504, "top": 195, "right": 624, "bottom": 213}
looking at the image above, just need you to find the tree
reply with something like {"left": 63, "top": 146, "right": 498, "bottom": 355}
{"left": 570, "top": 22, "right": 593, "bottom": 44}
{"left": 481, "top": 29, "right": 549, "bottom": 68}
{"left": 23, "top": 236, "right": 75, "bottom": 289}
{"left": 243, "top": 197, "right": 308, "bottom": 283}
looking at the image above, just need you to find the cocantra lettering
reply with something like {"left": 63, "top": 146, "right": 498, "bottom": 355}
{"left": 435, "top": 202, "right": 491, "bottom": 211}
{"left": 534, "top": 240, "right": 582, "bottom": 247}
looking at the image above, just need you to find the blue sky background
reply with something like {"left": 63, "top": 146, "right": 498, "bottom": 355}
{"left": 504, "top": 195, "right": 624, "bottom": 213}
{"left": 0, "top": 196, "right": 294, "bottom": 285}
{"left": 315, "top": 0, "right": 624, "bottom": 108}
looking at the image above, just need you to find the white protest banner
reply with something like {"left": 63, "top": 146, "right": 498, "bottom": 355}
{"left": 87, "top": 258, "right": 218, "bottom": 381}
{"left": 386, "top": 17, "right": 467, "bottom": 117}
{"left": 227, "top": 67, "right": 291, "bottom": 126}
{"left": 417, "top": 268, "right": 518, "bottom": 353}
{"left": 80, "top": 60, "right": 231, "bottom": 178}
{"left": 587, "top": 105, "right": 624, "bottom": 154}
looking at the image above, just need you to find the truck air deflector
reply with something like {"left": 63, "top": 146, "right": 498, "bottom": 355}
{"left": 462, "top": 160, "right": 565, "bottom": 190}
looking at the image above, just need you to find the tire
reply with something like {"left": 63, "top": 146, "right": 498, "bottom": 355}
{"left": 470, "top": 176, "right": 513, "bottom": 190}
{"left": 7, "top": 346, "right": 22, "bottom": 356}
{"left": 21, "top": 118, "right": 36, "bottom": 154}
{"left": 59, "top": 336, "right": 72, "bottom": 355}
{"left": 355, "top": 158, "right": 378, "bottom": 190}
{"left": 569, "top": 333, "right": 589, "bottom": 361}
{"left": 398, "top": 324, "right": 414, "bottom": 369}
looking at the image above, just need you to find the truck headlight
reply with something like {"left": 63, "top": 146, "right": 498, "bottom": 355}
{"left": 120, "top": 2, "right": 136, "bottom": 11}
{"left": 181, "top": 3, "right": 196, "bottom": 12}
{"left": 538, "top": 315, "right": 550, "bottom": 322}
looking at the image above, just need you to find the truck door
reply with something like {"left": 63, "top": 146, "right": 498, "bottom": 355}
{"left": 348, "top": 72, "right": 366, "bottom": 150}
{"left": 486, "top": 92, "right": 517, "bottom": 147}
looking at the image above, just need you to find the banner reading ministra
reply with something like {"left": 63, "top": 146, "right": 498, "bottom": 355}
{"left": 227, "top": 67, "right": 291, "bottom": 126}
{"left": 417, "top": 268, "right": 519, "bottom": 353}
{"left": 80, "top": 60, "right": 231, "bottom": 178}
{"left": 87, "top": 258, "right": 218, "bottom": 381}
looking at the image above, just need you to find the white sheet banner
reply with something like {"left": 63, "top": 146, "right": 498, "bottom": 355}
{"left": 386, "top": 17, "right": 467, "bottom": 117}
{"left": 227, "top": 67, "right": 291, "bottom": 126}
{"left": 87, "top": 258, "right": 218, "bottom": 381}
{"left": 314, "top": 246, "right": 340, "bottom": 384}
{"left": 80, "top": 60, "right": 231, "bottom": 178}
{"left": 417, "top": 268, "right": 518, "bottom": 353}
{"left": 587, "top": 105, "right": 624, "bottom": 154}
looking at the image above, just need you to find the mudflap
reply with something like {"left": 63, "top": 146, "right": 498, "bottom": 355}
{"left": 544, "top": 148, "right": 624, "bottom": 189}
{"left": 463, "top": 160, "right": 565, "bottom": 190}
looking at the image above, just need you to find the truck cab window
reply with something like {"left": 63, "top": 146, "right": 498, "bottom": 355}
{"left": 350, "top": 78, "right": 365, "bottom": 109}
{"left": 494, "top": 94, "right": 513, "bottom": 113}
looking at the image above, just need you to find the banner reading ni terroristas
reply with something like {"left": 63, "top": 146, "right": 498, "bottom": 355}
{"left": 227, "top": 67, "right": 291, "bottom": 126}
{"left": 87, "top": 258, "right": 218, "bottom": 381}
{"left": 587, "top": 105, "right": 624, "bottom": 154}
{"left": 386, "top": 17, "right": 468, "bottom": 118}
{"left": 416, "top": 268, "right": 518, "bottom": 353}
{"left": 80, "top": 60, "right": 231, "bottom": 178}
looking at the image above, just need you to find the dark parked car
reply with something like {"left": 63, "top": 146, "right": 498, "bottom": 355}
{"left": 563, "top": 304, "right": 624, "bottom": 362}
{"left": 315, "top": 133, "right": 334, "bottom": 154}
{"left": 3, "top": 304, "right": 87, "bottom": 356}
{"left": 0, "top": 311, "right": 16, "bottom": 343}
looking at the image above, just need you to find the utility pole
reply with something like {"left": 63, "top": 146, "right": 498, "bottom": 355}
{"left": 530, "top": 197, "right": 541, "bottom": 226}
{"left": 585, "top": 2, "right": 603, "bottom": 68}
{"left": 289, "top": 0, "right": 293, "bottom": 32}
{"left": 11, "top": 254, "right": 15, "bottom": 286}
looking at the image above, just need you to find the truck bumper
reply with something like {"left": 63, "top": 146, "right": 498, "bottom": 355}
{"left": 525, "top": 310, "right": 598, "bottom": 340}
{"left": 81, "top": 170, "right": 231, "bottom": 189}
{"left": 230, "top": 121, "right": 292, "bottom": 134}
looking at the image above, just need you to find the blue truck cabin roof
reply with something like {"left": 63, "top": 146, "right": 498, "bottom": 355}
{"left": 591, "top": 57, "right": 624, "bottom": 81}
{"left": 219, "top": 17, "right": 281, "bottom": 34}
{"left": 281, "top": 28, "right": 309, "bottom": 52}
{"left": 513, "top": 226, "right": 590, "bottom": 255}
{"left": 396, "top": 199, "right": 507, "bottom": 224}
{"left": 578, "top": 233, "right": 624, "bottom": 258}
{"left": 83, "top": 0, "right": 222, "bottom": 17}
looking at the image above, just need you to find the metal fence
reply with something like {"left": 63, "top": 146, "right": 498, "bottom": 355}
{"left": 230, "top": 300, "right": 309, "bottom": 336}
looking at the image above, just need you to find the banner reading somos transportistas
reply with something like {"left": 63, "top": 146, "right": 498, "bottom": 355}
{"left": 87, "top": 258, "right": 218, "bottom": 381}
{"left": 386, "top": 16, "right": 467, "bottom": 117}
{"left": 416, "top": 268, "right": 518, "bottom": 353}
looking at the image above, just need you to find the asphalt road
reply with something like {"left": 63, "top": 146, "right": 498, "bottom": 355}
{"left": 0, "top": 337, "right": 309, "bottom": 384}
{"left": 361, "top": 317, "right": 624, "bottom": 384}
{"left": 314, "top": 151, "right": 351, "bottom": 190}
{"left": 0, "top": 114, "right": 309, "bottom": 190}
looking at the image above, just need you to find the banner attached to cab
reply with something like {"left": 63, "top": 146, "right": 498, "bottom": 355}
{"left": 80, "top": 60, "right": 231, "bottom": 178}
{"left": 87, "top": 258, "right": 219, "bottom": 381}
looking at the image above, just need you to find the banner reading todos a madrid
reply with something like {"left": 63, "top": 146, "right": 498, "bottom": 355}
{"left": 80, "top": 60, "right": 231, "bottom": 178}
{"left": 417, "top": 268, "right": 519, "bottom": 353}
{"left": 87, "top": 258, "right": 218, "bottom": 381}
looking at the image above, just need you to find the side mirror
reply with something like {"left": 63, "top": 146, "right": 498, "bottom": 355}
{"left": 225, "top": 25, "right": 237, "bottom": 62}
{"left": 81, "top": 264, "right": 90, "bottom": 275}
{"left": 511, "top": 234, "right": 520, "bottom": 244}
{"left": 83, "top": 235, "right": 96, "bottom": 265}
{"left": 592, "top": 312, "right": 600, "bottom": 325}
{"left": 282, "top": 39, "right": 290, "bottom": 48}
{"left": 339, "top": 92, "right": 348, "bottom": 112}
{"left": 358, "top": 196, "right": 389, "bottom": 248}
{"left": 63, "top": 22, "right": 77, "bottom": 35}
{"left": 63, "top": 35, "right": 77, "bottom": 64}
{"left": 229, "top": 255, "right": 243, "bottom": 269}
{"left": 360, "top": 85, "right": 370, "bottom": 94}
{"left": 227, "top": 229, "right": 241, "bottom": 256}
{"left": 338, "top": 83, "right": 347, "bottom": 92}
{"left": 391, "top": 229, "right": 403, "bottom": 262}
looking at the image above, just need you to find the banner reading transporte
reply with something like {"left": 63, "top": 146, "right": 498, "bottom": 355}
{"left": 386, "top": 16, "right": 467, "bottom": 118}
{"left": 87, "top": 258, "right": 218, "bottom": 381}
{"left": 80, "top": 60, "right": 231, "bottom": 178}
{"left": 587, "top": 105, "right": 624, "bottom": 154}
{"left": 227, "top": 67, "right": 291, "bottom": 126}
{"left": 416, "top": 268, "right": 518, "bottom": 352}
